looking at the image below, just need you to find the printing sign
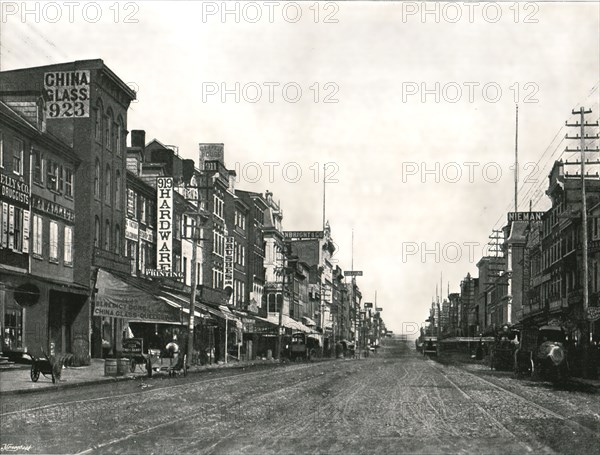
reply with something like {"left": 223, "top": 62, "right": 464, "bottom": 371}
{"left": 156, "top": 177, "right": 173, "bottom": 271}
{"left": 44, "top": 70, "right": 90, "bottom": 118}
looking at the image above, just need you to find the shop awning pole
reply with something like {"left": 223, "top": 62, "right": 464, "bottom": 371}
{"left": 225, "top": 317, "right": 228, "bottom": 364}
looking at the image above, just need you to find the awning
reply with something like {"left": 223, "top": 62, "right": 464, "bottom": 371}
{"left": 256, "top": 314, "right": 313, "bottom": 333}
{"left": 94, "top": 269, "right": 183, "bottom": 324}
{"left": 302, "top": 316, "right": 317, "bottom": 327}
{"left": 219, "top": 305, "right": 243, "bottom": 329}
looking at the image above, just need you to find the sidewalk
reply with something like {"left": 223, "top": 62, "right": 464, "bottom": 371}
{"left": 0, "top": 357, "right": 282, "bottom": 396}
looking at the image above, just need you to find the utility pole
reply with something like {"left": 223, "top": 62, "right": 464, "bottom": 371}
{"left": 565, "top": 107, "right": 599, "bottom": 345}
{"left": 514, "top": 104, "right": 519, "bottom": 213}
{"left": 276, "top": 243, "right": 287, "bottom": 360}
{"left": 185, "top": 174, "right": 210, "bottom": 368}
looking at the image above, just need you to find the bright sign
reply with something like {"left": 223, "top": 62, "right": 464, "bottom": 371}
{"left": 156, "top": 177, "right": 173, "bottom": 271}
{"left": 283, "top": 231, "right": 324, "bottom": 239}
{"left": 44, "top": 70, "right": 90, "bottom": 118}
{"left": 344, "top": 270, "right": 363, "bottom": 277}
{"left": 507, "top": 212, "right": 545, "bottom": 222}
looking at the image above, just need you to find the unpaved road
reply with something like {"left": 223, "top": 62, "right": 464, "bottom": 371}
{"left": 1, "top": 340, "right": 599, "bottom": 454}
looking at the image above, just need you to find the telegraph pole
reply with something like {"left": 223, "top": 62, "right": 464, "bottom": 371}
{"left": 565, "top": 107, "right": 599, "bottom": 343}
{"left": 185, "top": 174, "right": 210, "bottom": 367}
{"left": 276, "top": 245, "right": 286, "bottom": 360}
{"left": 514, "top": 104, "right": 519, "bottom": 212}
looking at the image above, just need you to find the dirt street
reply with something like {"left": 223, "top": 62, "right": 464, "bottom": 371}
{"left": 1, "top": 340, "right": 599, "bottom": 454}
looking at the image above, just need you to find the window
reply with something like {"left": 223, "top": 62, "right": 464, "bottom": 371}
{"left": 32, "top": 214, "right": 43, "bottom": 256}
{"left": 13, "top": 138, "right": 23, "bottom": 175}
{"left": 112, "top": 122, "right": 118, "bottom": 151}
{"left": 140, "top": 195, "right": 146, "bottom": 223}
{"left": 213, "top": 194, "right": 224, "bottom": 218}
{"left": 115, "top": 171, "right": 121, "bottom": 209}
{"left": 3, "top": 301, "right": 23, "bottom": 350}
{"left": 94, "top": 216, "right": 100, "bottom": 247}
{"left": 105, "top": 165, "right": 111, "bottom": 205}
{"left": 93, "top": 105, "right": 102, "bottom": 142}
{"left": 212, "top": 268, "right": 224, "bottom": 288}
{"left": 174, "top": 213, "right": 180, "bottom": 239}
{"left": 114, "top": 224, "right": 121, "bottom": 255}
{"left": 64, "top": 225, "right": 73, "bottom": 265}
{"left": 94, "top": 159, "right": 100, "bottom": 198}
{"left": 49, "top": 221, "right": 58, "bottom": 261}
{"left": 104, "top": 114, "right": 111, "bottom": 149}
{"left": 104, "top": 220, "right": 111, "bottom": 251}
{"left": 0, "top": 130, "right": 3, "bottom": 167}
{"left": 116, "top": 118, "right": 124, "bottom": 155}
{"left": 65, "top": 168, "right": 73, "bottom": 198}
{"left": 127, "top": 239, "right": 137, "bottom": 275}
{"left": 33, "top": 150, "right": 43, "bottom": 183}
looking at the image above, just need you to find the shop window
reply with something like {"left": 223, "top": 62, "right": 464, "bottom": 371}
{"left": 3, "top": 301, "right": 23, "bottom": 351}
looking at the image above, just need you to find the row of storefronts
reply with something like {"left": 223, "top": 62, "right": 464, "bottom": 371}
{"left": 0, "top": 59, "right": 370, "bottom": 366}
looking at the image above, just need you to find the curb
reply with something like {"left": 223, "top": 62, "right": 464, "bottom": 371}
{"left": 0, "top": 358, "right": 337, "bottom": 397}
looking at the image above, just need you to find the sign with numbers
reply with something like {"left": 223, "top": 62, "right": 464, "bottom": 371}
{"left": 44, "top": 70, "right": 90, "bottom": 118}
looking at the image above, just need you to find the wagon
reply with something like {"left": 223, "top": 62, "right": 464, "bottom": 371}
{"left": 146, "top": 349, "right": 188, "bottom": 378}
{"left": 288, "top": 332, "right": 322, "bottom": 361}
{"left": 30, "top": 351, "right": 58, "bottom": 384}
{"left": 490, "top": 325, "right": 520, "bottom": 371}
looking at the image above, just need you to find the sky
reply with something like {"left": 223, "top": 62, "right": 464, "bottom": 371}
{"left": 1, "top": 1, "right": 599, "bottom": 335}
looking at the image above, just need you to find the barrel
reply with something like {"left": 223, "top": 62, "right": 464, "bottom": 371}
{"left": 117, "top": 358, "right": 130, "bottom": 375}
{"left": 104, "top": 358, "right": 118, "bottom": 376}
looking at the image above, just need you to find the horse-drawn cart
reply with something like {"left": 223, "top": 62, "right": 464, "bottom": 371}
{"left": 490, "top": 324, "right": 520, "bottom": 371}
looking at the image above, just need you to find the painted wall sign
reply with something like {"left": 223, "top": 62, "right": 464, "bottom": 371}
{"left": 1, "top": 173, "right": 30, "bottom": 206}
{"left": 44, "top": 70, "right": 90, "bottom": 118}
{"left": 31, "top": 195, "right": 74, "bottom": 222}
{"left": 156, "top": 177, "right": 173, "bottom": 271}
{"left": 125, "top": 218, "right": 139, "bottom": 241}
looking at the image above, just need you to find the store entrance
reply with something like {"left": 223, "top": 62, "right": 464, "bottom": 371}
{"left": 48, "top": 291, "right": 84, "bottom": 354}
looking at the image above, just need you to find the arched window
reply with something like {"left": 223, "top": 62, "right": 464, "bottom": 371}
{"left": 105, "top": 108, "right": 113, "bottom": 150}
{"left": 115, "top": 170, "right": 121, "bottom": 209}
{"left": 105, "top": 165, "right": 111, "bottom": 205}
{"left": 94, "top": 99, "right": 103, "bottom": 142}
{"left": 116, "top": 116, "right": 125, "bottom": 155}
{"left": 104, "top": 220, "right": 111, "bottom": 251}
{"left": 94, "top": 216, "right": 100, "bottom": 247}
{"left": 114, "top": 224, "right": 121, "bottom": 255}
{"left": 94, "top": 158, "right": 100, "bottom": 198}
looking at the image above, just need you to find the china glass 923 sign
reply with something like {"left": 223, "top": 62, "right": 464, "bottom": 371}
{"left": 44, "top": 70, "right": 90, "bottom": 118}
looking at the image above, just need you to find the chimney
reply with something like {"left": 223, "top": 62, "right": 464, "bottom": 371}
{"left": 131, "top": 130, "right": 146, "bottom": 148}
{"left": 265, "top": 190, "right": 273, "bottom": 203}
{"left": 228, "top": 170, "right": 236, "bottom": 192}
{"left": 182, "top": 159, "right": 195, "bottom": 184}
